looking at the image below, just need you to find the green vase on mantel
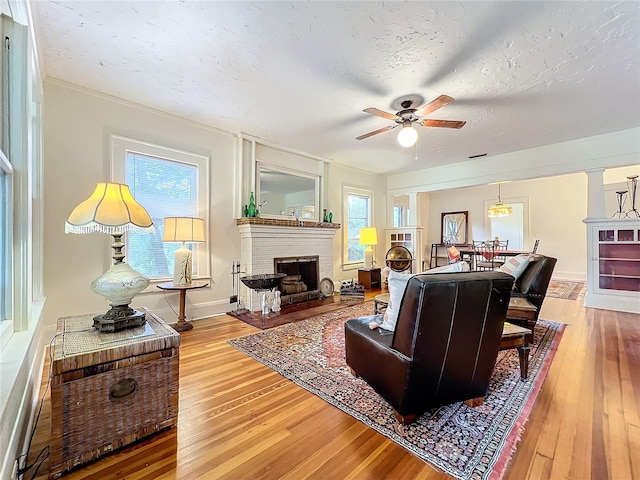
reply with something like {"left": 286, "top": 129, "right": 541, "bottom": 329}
{"left": 247, "top": 192, "right": 257, "bottom": 217}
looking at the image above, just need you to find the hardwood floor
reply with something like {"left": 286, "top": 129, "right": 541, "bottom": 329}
{"left": 25, "top": 294, "right": 639, "bottom": 479}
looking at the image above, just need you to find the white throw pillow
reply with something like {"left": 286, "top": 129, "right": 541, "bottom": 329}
{"left": 426, "top": 261, "right": 470, "bottom": 274}
{"left": 499, "top": 254, "right": 532, "bottom": 280}
{"left": 378, "top": 261, "right": 471, "bottom": 331}
{"left": 379, "top": 270, "right": 414, "bottom": 331}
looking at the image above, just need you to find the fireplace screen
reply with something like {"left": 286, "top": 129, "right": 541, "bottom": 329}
{"left": 274, "top": 256, "right": 320, "bottom": 304}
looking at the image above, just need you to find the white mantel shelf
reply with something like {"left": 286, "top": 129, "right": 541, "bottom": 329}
{"left": 236, "top": 217, "right": 341, "bottom": 229}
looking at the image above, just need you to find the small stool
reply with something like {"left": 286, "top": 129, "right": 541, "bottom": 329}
{"left": 374, "top": 293, "right": 390, "bottom": 314}
{"left": 358, "top": 267, "right": 381, "bottom": 289}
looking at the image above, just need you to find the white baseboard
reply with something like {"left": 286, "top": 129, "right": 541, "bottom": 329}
{"left": 584, "top": 291, "right": 640, "bottom": 314}
{"left": 147, "top": 299, "right": 235, "bottom": 325}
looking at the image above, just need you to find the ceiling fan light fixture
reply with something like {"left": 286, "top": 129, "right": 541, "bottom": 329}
{"left": 397, "top": 124, "right": 418, "bottom": 148}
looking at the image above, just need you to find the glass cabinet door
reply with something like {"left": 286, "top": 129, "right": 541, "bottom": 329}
{"left": 596, "top": 228, "right": 640, "bottom": 293}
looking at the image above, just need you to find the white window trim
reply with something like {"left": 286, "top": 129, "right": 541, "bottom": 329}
{"left": 0, "top": 148, "right": 13, "bottom": 348}
{"left": 342, "top": 185, "right": 373, "bottom": 270}
{"left": 0, "top": 147, "right": 11, "bottom": 173}
{"left": 30, "top": 84, "right": 44, "bottom": 302}
{"left": 110, "top": 135, "right": 211, "bottom": 286}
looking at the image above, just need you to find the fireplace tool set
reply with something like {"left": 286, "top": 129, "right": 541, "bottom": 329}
{"left": 230, "top": 260, "right": 246, "bottom": 313}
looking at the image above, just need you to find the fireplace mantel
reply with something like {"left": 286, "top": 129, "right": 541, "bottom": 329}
{"left": 236, "top": 217, "right": 340, "bottom": 229}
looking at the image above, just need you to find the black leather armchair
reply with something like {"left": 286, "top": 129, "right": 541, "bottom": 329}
{"left": 508, "top": 254, "right": 557, "bottom": 334}
{"left": 344, "top": 271, "right": 514, "bottom": 424}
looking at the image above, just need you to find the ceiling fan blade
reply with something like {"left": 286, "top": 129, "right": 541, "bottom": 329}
{"left": 355, "top": 125, "right": 397, "bottom": 140}
{"left": 363, "top": 107, "right": 399, "bottom": 120}
{"left": 415, "top": 95, "right": 455, "bottom": 117}
{"left": 421, "top": 119, "right": 466, "bottom": 129}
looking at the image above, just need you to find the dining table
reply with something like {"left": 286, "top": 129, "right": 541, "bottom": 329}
{"left": 477, "top": 249, "right": 529, "bottom": 259}
{"left": 455, "top": 245, "right": 531, "bottom": 270}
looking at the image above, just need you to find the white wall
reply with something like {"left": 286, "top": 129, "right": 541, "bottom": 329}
{"left": 325, "top": 162, "right": 388, "bottom": 282}
{"left": 421, "top": 168, "right": 639, "bottom": 281}
{"left": 425, "top": 174, "right": 586, "bottom": 279}
{"left": 43, "top": 81, "right": 238, "bottom": 327}
{"left": 389, "top": 130, "right": 639, "bottom": 278}
{"left": 43, "top": 81, "right": 388, "bottom": 327}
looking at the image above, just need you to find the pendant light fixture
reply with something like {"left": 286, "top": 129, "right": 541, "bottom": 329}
{"left": 487, "top": 183, "right": 513, "bottom": 218}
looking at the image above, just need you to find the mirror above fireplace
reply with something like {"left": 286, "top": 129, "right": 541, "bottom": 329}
{"left": 256, "top": 162, "right": 320, "bottom": 221}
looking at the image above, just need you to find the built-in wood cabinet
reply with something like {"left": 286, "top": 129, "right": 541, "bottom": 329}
{"left": 385, "top": 227, "right": 423, "bottom": 273}
{"left": 585, "top": 219, "right": 640, "bottom": 313}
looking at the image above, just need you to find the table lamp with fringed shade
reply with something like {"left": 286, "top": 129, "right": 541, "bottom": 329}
{"left": 162, "top": 217, "right": 206, "bottom": 286}
{"left": 359, "top": 227, "right": 378, "bottom": 269}
{"left": 65, "top": 183, "right": 155, "bottom": 332}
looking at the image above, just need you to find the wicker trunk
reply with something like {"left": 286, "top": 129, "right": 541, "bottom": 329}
{"left": 49, "top": 308, "right": 180, "bottom": 479}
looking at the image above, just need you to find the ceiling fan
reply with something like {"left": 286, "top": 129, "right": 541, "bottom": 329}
{"left": 356, "top": 94, "right": 466, "bottom": 147}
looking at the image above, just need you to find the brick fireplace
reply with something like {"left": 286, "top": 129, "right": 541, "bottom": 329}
{"left": 236, "top": 218, "right": 340, "bottom": 311}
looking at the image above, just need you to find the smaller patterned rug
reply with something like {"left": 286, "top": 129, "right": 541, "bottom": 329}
{"left": 546, "top": 280, "right": 586, "bottom": 300}
{"left": 228, "top": 302, "right": 565, "bottom": 480}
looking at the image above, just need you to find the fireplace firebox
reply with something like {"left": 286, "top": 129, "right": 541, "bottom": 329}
{"left": 274, "top": 256, "right": 320, "bottom": 304}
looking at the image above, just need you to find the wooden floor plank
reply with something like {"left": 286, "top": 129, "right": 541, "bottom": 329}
{"left": 527, "top": 452, "right": 553, "bottom": 480}
{"left": 23, "top": 293, "right": 640, "bottom": 480}
{"left": 628, "top": 423, "right": 640, "bottom": 480}
{"left": 568, "top": 320, "right": 595, "bottom": 480}
{"left": 615, "top": 312, "right": 640, "bottom": 428}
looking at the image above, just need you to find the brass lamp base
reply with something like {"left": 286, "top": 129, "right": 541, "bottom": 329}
{"left": 93, "top": 305, "right": 147, "bottom": 333}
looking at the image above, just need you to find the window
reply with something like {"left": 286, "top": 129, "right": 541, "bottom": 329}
{"left": 1, "top": 15, "right": 34, "bottom": 346}
{"left": 0, "top": 149, "right": 12, "bottom": 343}
{"left": 343, "top": 187, "right": 372, "bottom": 265}
{"left": 392, "top": 194, "right": 409, "bottom": 227}
{"left": 393, "top": 206, "right": 403, "bottom": 227}
{"left": 112, "top": 136, "right": 210, "bottom": 281}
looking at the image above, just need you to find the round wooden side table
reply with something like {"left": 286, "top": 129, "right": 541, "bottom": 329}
{"left": 157, "top": 280, "right": 209, "bottom": 332}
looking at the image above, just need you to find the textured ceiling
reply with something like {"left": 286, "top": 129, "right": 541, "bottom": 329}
{"left": 32, "top": 1, "right": 640, "bottom": 175}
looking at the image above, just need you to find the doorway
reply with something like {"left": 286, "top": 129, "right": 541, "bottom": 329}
{"left": 484, "top": 198, "right": 529, "bottom": 250}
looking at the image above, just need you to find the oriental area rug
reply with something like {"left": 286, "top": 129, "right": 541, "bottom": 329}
{"left": 228, "top": 302, "right": 565, "bottom": 480}
{"left": 546, "top": 280, "right": 586, "bottom": 300}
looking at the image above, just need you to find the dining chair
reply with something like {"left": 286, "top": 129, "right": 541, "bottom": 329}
{"left": 474, "top": 239, "right": 508, "bottom": 270}
{"left": 493, "top": 240, "right": 509, "bottom": 268}
{"left": 532, "top": 239, "right": 540, "bottom": 253}
{"left": 472, "top": 241, "right": 492, "bottom": 270}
